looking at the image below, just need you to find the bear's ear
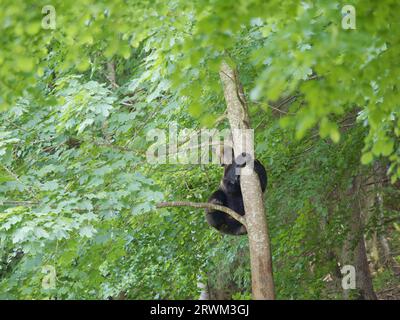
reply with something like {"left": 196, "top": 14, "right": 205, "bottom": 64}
{"left": 235, "top": 152, "right": 253, "bottom": 168}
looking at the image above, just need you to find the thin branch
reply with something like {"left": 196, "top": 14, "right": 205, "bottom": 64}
{"left": 214, "top": 111, "right": 227, "bottom": 125}
{"left": 253, "top": 95, "right": 299, "bottom": 130}
{"left": 253, "top": 95, "right": 299, "bottom": 116}
{"left": 156, "top": 201, "right": 247, "bottom": 228}
{"left": 363, "top": 179, "right": 390, "bottom": 187}
{"left": 305, "top": 74, "right": 323, "bottom": 81}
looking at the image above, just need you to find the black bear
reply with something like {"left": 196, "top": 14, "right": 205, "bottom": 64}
{"left": 205, "top": 153, "right": 267, "bottom": 235}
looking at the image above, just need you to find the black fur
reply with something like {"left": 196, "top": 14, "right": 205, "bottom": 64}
{"left": 205, "top": 154, "right": 267, "bottom": 235}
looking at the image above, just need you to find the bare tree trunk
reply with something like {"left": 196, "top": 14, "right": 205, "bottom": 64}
{"left": 197, "top": 281, "right": 210, "bottom": 300}
{"left": 106, "top": 61, "right": 118, "bottom": 89}
{"left": 354, "top": 230, "right": 377, "bottom": 300}
{"left": 364, "top": 174, "right": 380, "bottom": 272}
{"left": 369, "top": 231, "right": 380, "bottom": 271}
{"left": 379, "top": 234, "right": 400, "bottom": 276}
{"left": 342, "top": 176, "right": 377, "bottom": 300}
{"left": 373, "top": 163, "right": 400, "bottom": 276}
{"left": 219, "top": 61, "right": 275, "bottom": 300}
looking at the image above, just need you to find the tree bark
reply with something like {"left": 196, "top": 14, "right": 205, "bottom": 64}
{"left": 342, "top": 176, "right": 377, "bottom": 300}
{"left": 197, "top": 281, "right": 210, "bottom": 300}
{"left": 106, "top": 61, "right": 118, "bottom": 89}
{"left": 373, "top": 162, "right": 400, "bottom": 276}
{"left": 219, "top": 61, "right": 275, "bottom": 300}
{"left": 156, "top": 201, "right": 246, "bottom": 227}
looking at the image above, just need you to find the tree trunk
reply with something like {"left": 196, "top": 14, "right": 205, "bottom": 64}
{"left": 219, "top": 61, "right": 275, "bottom": 300}
{"left": 373, "top": 162, "right": 400, "bottom": 276}
{"left": 342, "top": 176, "right": 377, "bottom": 300}
{"left": 197, "top": 281, "right": 210, "bottom": 300}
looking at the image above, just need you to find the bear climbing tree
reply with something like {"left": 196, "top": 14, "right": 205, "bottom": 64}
{"left": 157, "top": 61, "right": 275, "bottom": 300}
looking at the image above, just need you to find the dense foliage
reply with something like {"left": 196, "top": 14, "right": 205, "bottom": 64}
{"left": 0, "top": 0, "right": 399, "bottom": 299}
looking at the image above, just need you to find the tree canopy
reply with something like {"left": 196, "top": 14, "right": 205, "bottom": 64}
{"left": 0, "top": 0, "right": 399, "bottom": 299}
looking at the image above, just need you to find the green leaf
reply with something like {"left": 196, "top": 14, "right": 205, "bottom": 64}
{"left": 79, "top": 226, "right": 97, "bottom": 238}
{"left": 361, "top": 152, "right": 373, "bottom": 165}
